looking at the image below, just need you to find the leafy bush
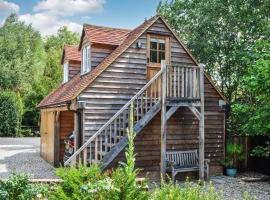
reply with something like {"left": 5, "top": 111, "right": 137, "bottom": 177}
{"left": 103, "top": 125, "right": 149, "bottom": 200}
{"left": 0, "top": 173, "right": 48, "bottom": 200}
{"left": 150, "top": 179, "right": 222, "bottom": 200}
{"left": 49, "top": 164, "right": 106, "bottom": 200}
{"left": 0, "top": 90, "right": 20, "bottom": 137}
{"left": 251, "top": 142, "right": 270, "bottom": 158}
{"left": 220, "top": 142, "right": 244, "bottom": 168}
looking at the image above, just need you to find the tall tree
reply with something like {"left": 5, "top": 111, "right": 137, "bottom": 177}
{"left": 157, "top": 0, "right": 270, "bottom": 101}
{"left": 41, "top": 26, "right": 80, "bottom": 93}
{"left": 0, "top": 14, "right": 45, "bottom": 94}
{"left": 23, "top": 27, "right": 80, "bottom": 126}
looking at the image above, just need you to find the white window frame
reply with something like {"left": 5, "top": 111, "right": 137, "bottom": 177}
{"left": 63, "top": 62, "right": 69, "bottom": 83}
{"left": 81, "top": 45, "right": 91, "bottom": 75}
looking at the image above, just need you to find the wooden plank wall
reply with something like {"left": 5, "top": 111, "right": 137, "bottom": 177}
{"left": 79, "top": 19, "right": 196, "bottom": 141}
{"left": 59, "top": 111, "right": 74, "bottom": 164}
{"left": 78, "top": 19, "right": 225, "bottom": 180}
{"left": 81, "top": 37, "right": 115, "bottom": 70}
{"left": 40, "top": 110, "right": 55, "bottom": 164}
{"left": 68, "top": 60, "right": 81, "bottom": 80}
{"left": 79, "top": 35, "right": 148, "bottom": 141}
{"left": 92, "top": 44, "right": 115, "bottom": 68}
{"left": 108, "top": 77, "right": 225, "bottom": 181}
{"left": 148, "top": 19, "right": 195, "bottom": 66}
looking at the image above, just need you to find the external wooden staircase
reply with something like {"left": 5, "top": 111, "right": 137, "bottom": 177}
{"left": 64, "top": 61, "right": 205, "bottom": 179}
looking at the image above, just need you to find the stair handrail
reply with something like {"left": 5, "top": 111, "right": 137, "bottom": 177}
{"left": 64, "top": 65, "right": 166, "bottom": 166}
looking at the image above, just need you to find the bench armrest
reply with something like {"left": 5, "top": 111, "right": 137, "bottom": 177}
{"left": 166, "top": 159, "right": 177, "bottom": 167}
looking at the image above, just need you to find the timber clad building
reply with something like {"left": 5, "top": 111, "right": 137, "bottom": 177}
{"left": 37, "top": 15, "right": 227, "bottom": 181}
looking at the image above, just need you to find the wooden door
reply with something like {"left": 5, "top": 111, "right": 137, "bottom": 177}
{"left": 147, "top": 34, "right": 170, "bottom": 97}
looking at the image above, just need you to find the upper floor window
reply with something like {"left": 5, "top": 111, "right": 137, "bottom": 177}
{"left": 149, "top": 37, "right": 165, "bottom": 64}
{"left": 63, "top": 62, "right": 68, "bottom": 83}
{"left": 81, "top": 45, "right": 91, "bottom": 74}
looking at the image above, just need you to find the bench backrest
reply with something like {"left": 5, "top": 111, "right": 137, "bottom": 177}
{"left": 166, "top": 150, "right": 199, "bottom": 167}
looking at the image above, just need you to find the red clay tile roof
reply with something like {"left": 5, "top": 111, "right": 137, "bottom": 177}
{"left": 37, "top": 16, "right": 159, "bottom": 109}
{"left": 83, "top": 24, "right": 130, "bottom": 46}
{"left": 61, "top": 45, "right": 81, "bottom": 64}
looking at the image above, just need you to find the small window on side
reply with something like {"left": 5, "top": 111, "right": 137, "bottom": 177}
{"left": 81, "top": 45, "right": 91, "bottom": 75}
{"left": 63, "top": 62, "right": 68, "bottom": 83}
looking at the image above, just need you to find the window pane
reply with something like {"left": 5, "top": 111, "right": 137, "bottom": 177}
{"left": 159, "top": 42, "right": 165, "bottom": 51}
{"left": 158, "top": 51, "right": 165, "bottom": 63}
{"left": 150, "top": 41, "right": 157, "bottom": 50}
{"left": 150, "top": 50, "right": 157, "bottom": 63}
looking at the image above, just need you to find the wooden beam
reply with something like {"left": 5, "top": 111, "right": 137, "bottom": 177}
{"left": 188, "top": 106, "right": 201, "bottom": 120}
{"left": 199, "top": 63, "right": 205, "bottom": 180}
{"left": 167, "top": 101, "right": 201, "bottom": 107}
{"left": 166, "top": 106, "right": 179, "bottom": 121}
{"left": 42, "top": 106, "right": 68, "bottom": 112}
{"left": 53, "top": 111, "right": 60, "bottom": 167}
{"left": 160, "top": 60, "right": 167, "bottom": 179}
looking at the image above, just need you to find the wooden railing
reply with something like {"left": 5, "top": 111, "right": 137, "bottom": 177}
{"left": 64, "top": 65, "right": 165, "bottom": 166}
{"left": 167, "top": 65, "right": 201, "bottom": 99}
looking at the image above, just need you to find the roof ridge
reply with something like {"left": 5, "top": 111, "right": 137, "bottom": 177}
{"left": 83, "top": 23, "right": 131, "bottom": 32}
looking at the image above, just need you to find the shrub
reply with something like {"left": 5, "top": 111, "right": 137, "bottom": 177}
{"left": 0, "top": 90, "right": 20, "bottom": 137}
{"left": 0, "top": 173, "right": 48, "bottom": 200}
{"left": 106, "top": 125, "right": 149, "bottom": 200}
{"left": 220, "top": 142, "right": 244, "bottom": 168}
{"left": 49, "top": 164, "right": 107, "bottom": 200}
{"left": 251, "top": 142, "right": 270, "bottom": 158}
{"left": 150, "top": 179, "right": 222, "bottom": 200}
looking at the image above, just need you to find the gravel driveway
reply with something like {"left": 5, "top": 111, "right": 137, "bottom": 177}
{"left": 210, "top": 174, "right": 270, "bottom": 200}
{"left": 0, "top": 137, "right": 58, "bottom": 179}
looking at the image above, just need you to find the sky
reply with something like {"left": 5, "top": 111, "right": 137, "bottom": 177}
{"left": 0, "top": 0, "right": 163, "bottom": 36}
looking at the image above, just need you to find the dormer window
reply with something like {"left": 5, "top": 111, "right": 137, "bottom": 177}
{"left": 81, "top": 45, "right": 91, "bottom": 74}
{"left": 63, "top": 62, "right": 68, "bottom": 83}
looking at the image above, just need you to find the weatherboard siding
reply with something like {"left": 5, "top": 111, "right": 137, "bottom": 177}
{"left": 80, "top": 34, "right": 147, "bottom": 140}
{"left": 78, "top": 19, "right": 224, "bottom": 180}
{"left": 108, "top": 77, "right": 225, "bottom": 180}
{"left": 79, "top": 19, "right": 196, "bottom": 140}
{"left": 68, "top": 61, "right": 81, "bottom": 80}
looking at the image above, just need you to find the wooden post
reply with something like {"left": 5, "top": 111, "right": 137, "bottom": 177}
{"left": 53, "top": 111, "right": 60, "bottom": 167}
{"left": 199, "top": 63, "right": 205, "bottom": 180}
{"left": 160, "top": 60, "right": 167, "bottom": 179}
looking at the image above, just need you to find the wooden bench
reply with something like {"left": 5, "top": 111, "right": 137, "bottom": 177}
{"left": 165, "top": 150, "right": 210, "bottom": 182}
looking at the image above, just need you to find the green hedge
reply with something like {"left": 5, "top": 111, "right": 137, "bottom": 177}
{"left": 0, "top": 91, "right": 20, "bottom": 136}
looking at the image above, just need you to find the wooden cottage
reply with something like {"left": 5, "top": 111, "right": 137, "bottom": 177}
{"left": 37, "top": 15, "right": 227, "bottom": 181}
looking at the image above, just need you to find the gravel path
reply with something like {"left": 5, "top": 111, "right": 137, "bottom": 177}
{"left": 0, "top": 137, "right": 58, "bottom": 179}
{"left": 208, "top": 173, "right": 270, "bottom": 200}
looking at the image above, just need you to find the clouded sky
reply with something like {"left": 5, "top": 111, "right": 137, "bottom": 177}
{"left": 0, "top": 0, "right": 161, "bottom": 36}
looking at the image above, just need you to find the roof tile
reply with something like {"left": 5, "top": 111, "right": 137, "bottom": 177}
{"left": 62, "top": 45, "right": 81, "bottom": 64}
{"left": 84, "top": 24, "right": 130, "bottom": 46}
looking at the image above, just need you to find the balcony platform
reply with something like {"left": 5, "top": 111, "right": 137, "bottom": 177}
{"left": 167, "top": 97, "right": 201, "bottom": 107}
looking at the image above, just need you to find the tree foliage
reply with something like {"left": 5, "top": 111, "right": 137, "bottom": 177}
{"left": 230, "top": 40, "right": 270, "bottom": 136}
{"left": 157, "top": 0, "right": 270, "bottom": 156}
{"left": 41, "top": 26, "right": 80, "bottom": 93}
{"left": 0, "top": 91, "right": 20, "bottom": 137}
{"left": 0, "top": 14, "right": 80, "bottom": 130}
{"left": 0, "top": 14, "right": 45, "bottom": 94}
{"left": 23, "top": 27, "right": 80, "bottom": 126}
{"left": 157, "top": 0, "right": 270, "bottom": 101}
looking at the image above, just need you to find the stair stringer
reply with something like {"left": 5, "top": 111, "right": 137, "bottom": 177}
{"left": 100, "top": 102, "right": 161, "bottom": 170}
